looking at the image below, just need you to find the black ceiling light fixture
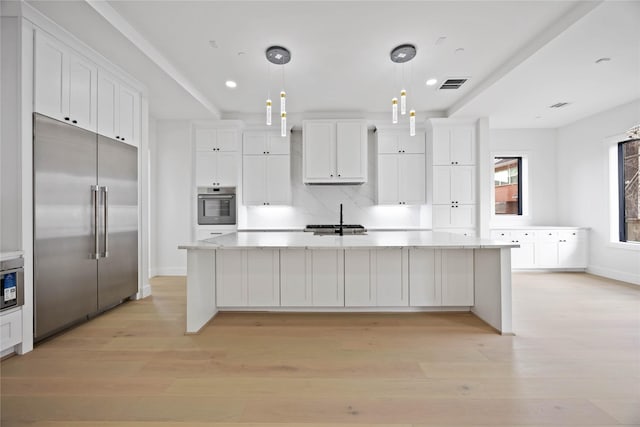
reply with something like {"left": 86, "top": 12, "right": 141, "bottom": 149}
{"left": 265, "top": 46, "right": 291, "bottom": 136}
{"left": 390, "top": 43, "right": 417, "bottom": 136}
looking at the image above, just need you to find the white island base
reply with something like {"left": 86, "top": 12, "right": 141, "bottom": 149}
{"left": 179, "top": 231, "right": 516, "bottom": 335}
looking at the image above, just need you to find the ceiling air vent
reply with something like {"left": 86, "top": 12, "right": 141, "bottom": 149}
{"left": 549, "top": 102, "right": 570, "bottom": 108}
{"left": 439, "top": 78, "right": 468, "bottom": 90}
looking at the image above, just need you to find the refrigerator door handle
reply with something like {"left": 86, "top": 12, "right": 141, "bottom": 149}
{"left": 91, "top": 185, "right": 100, "bottom": 259}
{"left": 102, "top": 186, "right": 109, "bottom": 258}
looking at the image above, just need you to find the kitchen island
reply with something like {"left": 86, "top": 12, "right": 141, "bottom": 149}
{"left": 178, "top": 231, "right": 517, "bottom": 334}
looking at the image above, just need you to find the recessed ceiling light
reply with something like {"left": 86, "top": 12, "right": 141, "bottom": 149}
{"left": 455, "top": 48, "right": 465, "bottom": 54}
{"left": 426, "top": 78, "right": 438, "bottom": 86}
{"left": 208, "top": 40, "right": 218, "bottom": 49}
{"left": 225, "top": 80, "right": 237, "bottom": 88}
{"left": 595, "top": 57, "right": 611, "bottom": 64}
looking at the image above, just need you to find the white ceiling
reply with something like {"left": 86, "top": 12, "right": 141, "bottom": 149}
{"left": 24, "top": 1, "right": 640, "bottom": 128}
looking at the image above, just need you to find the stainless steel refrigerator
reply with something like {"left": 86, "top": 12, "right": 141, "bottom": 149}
{"left": 33, "top": 113, "right": 138, "bottom": 341}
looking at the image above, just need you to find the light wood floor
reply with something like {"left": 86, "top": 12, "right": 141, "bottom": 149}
{"left": 1, "top": 272, "right": 639, "bottom": 426}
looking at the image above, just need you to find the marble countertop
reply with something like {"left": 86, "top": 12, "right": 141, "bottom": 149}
{"left": 491, "top": 226, "right": 590, "bottom": 230}
{"left": 179, "top": 231, "right": 518, "bottom": 250}
{"left": 0, "top": 251, "right": 23, "bottom": 262}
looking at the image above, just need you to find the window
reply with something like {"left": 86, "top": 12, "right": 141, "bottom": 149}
{"left": 494, "top": 157, "right": 522, "bottom": 215}
{"left": 619, "top": 139, "right": 640, "bottom": 243}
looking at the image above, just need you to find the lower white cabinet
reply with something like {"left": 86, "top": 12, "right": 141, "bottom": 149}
{"left": 216, "top": 249, "right": 279, "bottom": 307}
{"left": 491, "top": 228, "right": 588, "bottom": 269}
{"left": 280, "top": 249, "right": 344, "bottom": 307}
{"left": 0, "top": 309, "right": 23, "bottom": 352}
{"left": 344, "top": 249, "right": 408, "bottom": 306}
{"left": 409, "top": 249, "right": 474, "bottom": 306}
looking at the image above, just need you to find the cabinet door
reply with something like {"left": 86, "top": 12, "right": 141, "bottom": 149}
{"left": 311, "top": 250, "right": 344, "bottom": 306}
{"left": 344, "top": 250, "right": 373, "bottom": 306}
{"left": 97, "top": 71, "right": 118, "bottom": 138}
{"left": 409, "top": 248, "right": 439, "bottom": 306}
{"left": 375, "top": 249, "right": 407, "bottom": 306}
{"left": 399, "top": 154, "right": 425, "bottom": 205}
{"left": 432, "top": 205, "right": 453, "bottom": 228}
{"left": 451, "top": 166, "right": 475, "bottom": 204}
{"left": 441, "top": 249, "right": 474, "bottom": 306}
{"left": 280, "top": 249, "right": 311, "bottom": 306}
{"left": 536, "top": 240, "right": 559, "bottom": 267}
{"left": 268, "top": 134, "right": 290, "bottom": 155}
{"left": 266, "top": 155, "right": 291, "bottom": 205}
{"left": 242, "top": 155, "right": 266, "bottom": 205}
{"left": 304, "top": 121, "right": 335, "bottom": 180}
{"left": 377, "top": 154, "right": 399, "bottom": 204}
{"left": 34, "top": 31, "right": 67, "bottom": 121}
{"left": 243, "top": 132, "right": 266, "bottom": 155}
{"left": 432, "top": 127, "right": 451, "bottom": 165}
{"left": 217, "top": 151, "right": 237, "bottom": 186}
{"left": 196, "top": 152, "right": 219, "bottom": 187}
{"left": 216, "top": 250, "right": 245, "bottom": 307}
{"left": 512, "top": 242, "right": 535, "bottom": 268}
{"left": 246, "top": 249, "right": 279, "bottom": 306}
{"left": 399, "top": 132, "right": 425, "bottom": 154}
{"left": 378, "top": 134, "right": 398, "bottom": 154}
{"left": 558, "top": 238, "right": 585, "bottom": 268}
{"left": 336, "top": 122, "right": 366, "bottom": 180}
{"left": 432, "top": 166, "right": 452, "bottom": 205}
{"left": 450, "top": 127, "right": 475, "bottom": 165}
{"left": 67, "top": 52, "right": 97, "bottom": 131}
{"left": 195, "top": 128, "right": 217, "bottom": 151}
{"left": 216, "top": 129, "right": 237, "bottom": 152}
{"left": 451, "top": 205, "right": 476, "bottom": 228}
{"left": 117, "top": 84, "right": 138, "bottom": 145}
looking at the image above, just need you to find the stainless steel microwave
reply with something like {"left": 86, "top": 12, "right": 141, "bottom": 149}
{"left": 197, "top": 187, "right": 236, "bottom": 225}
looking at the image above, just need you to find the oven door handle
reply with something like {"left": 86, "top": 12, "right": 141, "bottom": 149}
{"left": 199, "top": 195, "right": 234, "bottom": 200}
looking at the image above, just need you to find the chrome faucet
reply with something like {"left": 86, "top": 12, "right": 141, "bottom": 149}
{"left": 339, "top": 203, "right": 344, "bottom": 236}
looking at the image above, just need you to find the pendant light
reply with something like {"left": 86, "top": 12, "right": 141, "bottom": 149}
{"left": 265, "top": 46, "right": 291, "bottom": 136}
{"left": 390, "top": 44, "right": 417, "bottom": 135}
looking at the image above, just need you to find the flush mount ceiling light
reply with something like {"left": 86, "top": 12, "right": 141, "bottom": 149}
{"left": 265, "top": 46, "right": 291, "bottom": 136}
{"left": 225, "top": 80, "right": 237, "bottom": 88}
{"left": 426, "top": 78, "right": 438, "bottom": 86}
{"left": 390, "top": 44, "right": 417, "bottom": 136}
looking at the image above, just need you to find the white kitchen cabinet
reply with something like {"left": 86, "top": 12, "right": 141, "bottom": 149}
{"left": 35, "top": 30, "right": 98, "bottom": 132}
{"left": 433, "top": 166, "right": 476, "bottom": 205}
{"left": 310, "top": 250, "right": 344, "bottom": 306}
{"left": 409, "top": 248, "right": 473, "bottom": 307}
{"left": 441, "top": 249, "right": 474, "bottom": 306}
{"left": 97, "top": 70, "right": 140, "bottom": 145}
{"left": 215, "top": 249, "right": 279, "bottom": 307}
{"left": 196, "top": 151, "right": 237, "bottom": 187}
{"left": 378, "top": 132, "right": 425, "bottom": 154}
{"left": 194, "top": 227, "right": 236, "bottom": 241}
{"left": 195, "top": 128, "right": 238, "bottom": 152}
{"left": 409, "top": 248, "right": 439, "bottom": 306}
{"left": 432, "top": 125, "right": 475, "bottom": 166}
{"left": 377, "top": 130, "right": 425, "bottom": 206}
{"left": 433, "top": 204, "right": 476, "bottom": 229}
{"left": 243, "top": 131, "right": 290, "bottom": 155}
{"left": 0, "top": 309, "right": 23, "bottom": 352}
{"left": 243, "top": 153, "right": 291, "bottom": 205}
{"left": 491, "top": 228, "right": 588, "bottom": 269}
{"left": 280, "top": 249, "right": 312, "bottom": 306}
{"left": 303, "top": 120, "right": 367, "bottom": 183}
{"left": 344, "top": 249, "right": 407, "bottom": 307}
{"left": 377, "top": 155, "right": 399, "bottom": 204}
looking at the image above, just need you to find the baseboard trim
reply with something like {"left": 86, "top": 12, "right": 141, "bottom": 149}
{"left": 587, "top": 265, "right": 640, "bottom": 286}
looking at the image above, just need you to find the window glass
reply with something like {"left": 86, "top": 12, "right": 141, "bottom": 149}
{"left": 619, "top": 139, "right": 640, "bottom": 242}
{"left": 494, "top": 157, "right": 522, "bottom": 215}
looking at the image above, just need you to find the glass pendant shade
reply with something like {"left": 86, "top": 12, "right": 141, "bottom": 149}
{"left": 281, "top": 112, "right": 287, "bottom": 137}
{"left": 392, "top": 98, "right": 398, "bottom": 124}
{"left": 400, "top": 90, "right": 407, "bottom": 115}
{"left": 266, "top": 99, "right": 272, "bottom": 126}
{"left": 280, "top": 91, "right": 286, "bottom": 113}
{"left": 409, "top": 110, "right": 416, "bottom": 136}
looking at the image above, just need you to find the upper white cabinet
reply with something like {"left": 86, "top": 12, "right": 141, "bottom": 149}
{"left": 302, "top": 120, "right": 368, "bottom": 184}
{"left": 97, "top": 70, "right": 140, "bottom": 145}
{"left": 376, "top": 129, "right": 426, "bottom": 205}
{"left": 242, "top": 130, "right": 291, "bottom": 206}
{"left": 35, "top": 30, "right": 97, "bottom": 132}
{"left": 433, "top": 125, "right": 475, "bottom": 165}
{"left": 194, "top": 126, "right": 240, "bottom": 187}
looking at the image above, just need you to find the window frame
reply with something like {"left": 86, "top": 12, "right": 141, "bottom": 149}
{"left": 618, "top": 138, "right": 640, "bottom": 243}
{"left": 493, "top": 156, "right": 523, "bottom": 216}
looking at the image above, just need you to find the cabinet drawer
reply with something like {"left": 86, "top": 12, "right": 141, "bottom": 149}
{"left": 559, "top": 230, "right": 583, "bottom": 241}
{"left": 491, "top": 230, "right": 510, "bottom": 240}
{"left": 539, "top": 231, "right": 559, "bottom": 242}
{"left": 1, "top": 309, "right": 22, "bottom": 351}
{"left": 512, "top": 230, "right": 536, "bottom": 242}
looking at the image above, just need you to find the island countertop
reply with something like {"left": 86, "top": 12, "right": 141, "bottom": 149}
{"left": 179, "top": 231, "right": 519, "bottom": 250}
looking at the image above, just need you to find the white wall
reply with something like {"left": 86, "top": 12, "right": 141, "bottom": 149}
{"left": 557, "top": 100, "right": 640, "bottom": 284}
{"left": 239, "top": 130, "right": 426, "bottom": 229}
{"left": 153, "top": 120, "right": 192, "bottom": 275}
{"left": 489, "top": 128, "right": 558, "bottom": 227}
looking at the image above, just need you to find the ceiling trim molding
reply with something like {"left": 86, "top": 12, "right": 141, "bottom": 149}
{"left": 85, "top": 0, "right": 221, "bottom": 119}
{"left": 447, "top": 0, "right": 603, "bottom": 118}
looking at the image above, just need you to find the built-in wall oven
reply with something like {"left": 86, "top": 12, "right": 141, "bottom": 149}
{"left": 197, "top": 187, "right": 237, "bottom": 225}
